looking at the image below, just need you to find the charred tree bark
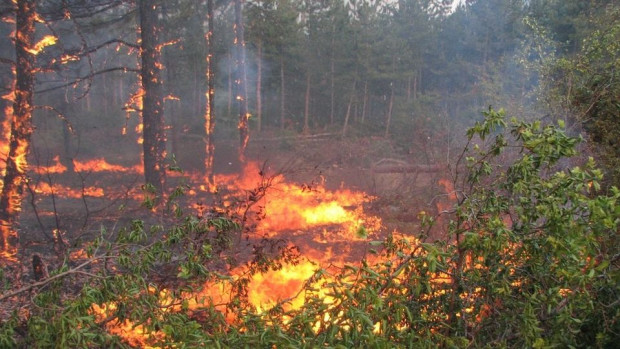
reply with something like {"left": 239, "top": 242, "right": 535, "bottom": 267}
{"left": 256, "top": 38, "right": 262, "bottom": 132}
{"left": 204, "top": 0, "right": 216, "bottom": 191}
{"left": 234, "top": 0, "right": 249, "bottom": 163}
{"left": 139, "top": 0, "right": 166, "bottom": 194}
{"left": 0, "top": 0, "right": 36, "bottom": 256}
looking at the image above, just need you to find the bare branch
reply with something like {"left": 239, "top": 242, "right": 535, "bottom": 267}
{"left": 35, "top": 66, "right": 140, "bottom": 94}
{"left": 34, "top": 105, "right": 74, "bottom": 134}
{"left": 0, "top": 256, "right": 109, "bottom": 302}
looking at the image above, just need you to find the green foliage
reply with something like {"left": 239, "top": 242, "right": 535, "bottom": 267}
{"left": 543, "top": 4, "right": 620, "bottom": 189}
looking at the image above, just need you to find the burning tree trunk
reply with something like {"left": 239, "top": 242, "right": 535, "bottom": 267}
{"left": 139, "top": 0, "right": 166, "bottom": 194}
{"left": 0, "top": 0, "right": 36, "bottom": 257}
{"left": 233, "top": 0, "right": 249, "bottom": 163}
{"left": 204, "top": 0, "right": 216, "bottom": 190}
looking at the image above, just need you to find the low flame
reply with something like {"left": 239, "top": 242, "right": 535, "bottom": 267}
{"left": 28, "top": 35, "right": 57, "bottom": 55}
{"left": 33, "top": 182, "right": 104, "bottom": 198}
{"left": 73, "top": 158, "right": 142, "bottom": 174}
{"left": 32, "top": 156, "right": 67, "bottom": 174}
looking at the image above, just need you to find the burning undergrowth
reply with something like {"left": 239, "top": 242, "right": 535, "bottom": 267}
{"left": 3, "top": 156, "right": 399, "bottom": 347}
{"left": 2, "top": 113, "right": 618, "bottom": 348}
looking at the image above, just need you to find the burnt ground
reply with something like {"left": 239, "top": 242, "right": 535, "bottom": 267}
{"left": 2, "top": 130, "right": 454, "bottom": 311}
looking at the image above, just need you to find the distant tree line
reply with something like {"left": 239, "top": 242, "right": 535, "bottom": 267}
{"left": 0, "top": 0, "right": 618, "bottom": 255}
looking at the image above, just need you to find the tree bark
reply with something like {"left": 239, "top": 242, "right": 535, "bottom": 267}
{"left": 413, "top": 70, "right": 418, "bottom": 101}
{"left": 234, "top": 0, "right": 249, "bottom": 163}
{"left": 361, "top": 80, "right": 368, "bottom": 124}
{"left": 280, "top": 57, "right": 285, "bottom": 130}
{"left": 227, "top": 53, "right": 232, "bottom": 116}
{"left": 342, "top": 79, "right": 356, "bottom": 137}
{"left": 139, "top": 0, "right": 166, "bottom": 194}
{"left": 61, "top": 100, "right": 75, "bottom": 173}
{"left": 330, "top": 23, "right": 335, "bottom": 125}
{"left": 0, "top": 0, "right": 36, "bottom": 256}
{"left": 384, "top": 82, "right": 394, "bottom": 138}
{"left": 303, "top": 72, "right": 310, "bottom": 134}
{"left": 204, "top": 0, "right": 216, "bottom": 190}
{"left": 256, "top": 38, "right": 262, "bottom": 132}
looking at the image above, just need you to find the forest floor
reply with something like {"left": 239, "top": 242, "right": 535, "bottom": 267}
{"left": 2, "top": 130, "right": 454, "bottom": 318}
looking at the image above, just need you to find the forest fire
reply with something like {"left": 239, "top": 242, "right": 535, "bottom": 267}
{"left": 1, "top": 0, "right": 617, "bottom": 347}
{"left": 213, "top": 162, "right": 382, "bottom": 241}
{"left": 33, "top": 181, "right": 105, "bottom": 198}
{"left": 69, "top": 160, "right": 389, "bottom": 346}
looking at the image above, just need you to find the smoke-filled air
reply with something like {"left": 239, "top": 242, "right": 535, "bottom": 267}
{"left": 0, "top": 0, "right": 618, "bottom": 347}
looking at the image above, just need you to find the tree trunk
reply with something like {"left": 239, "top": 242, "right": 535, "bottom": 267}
{"left": 384, "top": 82, "right": 394, "bottom": 138}
{"left": 256, "top": 38, "right": 262, "bottom": 132}
{"left": 234, "top": 0, "right": 249, "bottom": 163}
{"left": 280, "top": 57, "right": 285, "bottom": 130}
{"left": 342, "top": 79, "right": 356, "bottom": 137}
{"left": 407, "top": 75, "right": 411, "bottom": 102}
{"left": 413, "top": 70, "right": 418, "bottom": 101}
{"left": 0, "top": 0, "right": 36, "bottom": 256}
{"left": 204, "top": 0, "right": 216, "bottom": 190}
{"left": 227, "top": 53, "right": 232, "bottom": 116}
{"left": 139, "top": 0, "right": 166, "bottom": 194}
{"left": 330, "top": 24, "right": 335, "bottom": 125}
{"left": 303, "top": 72, "right": 310, "bottom": 134}
{"left": 361, "top": 80, "right": 368, "bottom": 124}
{"left": 61, "top": 100, "right": 75, "bottom": 173}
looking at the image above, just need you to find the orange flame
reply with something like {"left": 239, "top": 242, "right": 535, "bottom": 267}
{"left": 28, "top": 35, "right": 57, "bottom": 55}
{"left": 32, "top": 156, "right": 67, "bottom": 174}
{"left": 73, "top": 158, "right": 142, "bottom": 174}
{"left": 33, "top": 182, "right": 104, "bottom": 198}
{"left": 215, "top": 162, "right": 382, "bottom": 241}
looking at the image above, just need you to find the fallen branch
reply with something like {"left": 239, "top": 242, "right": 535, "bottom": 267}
{"left": 372, "top": 160, "right": 447, "bottom": 174}
{"left": 0, "top": 256, "right": 107, "bottom": 302}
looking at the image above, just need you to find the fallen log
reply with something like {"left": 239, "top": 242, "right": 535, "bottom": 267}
{"left": 372, "top": 163, "right": 447, "bottom": 174}
{"left": 372, "top": 159, "right": 447, "bottom": 174}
